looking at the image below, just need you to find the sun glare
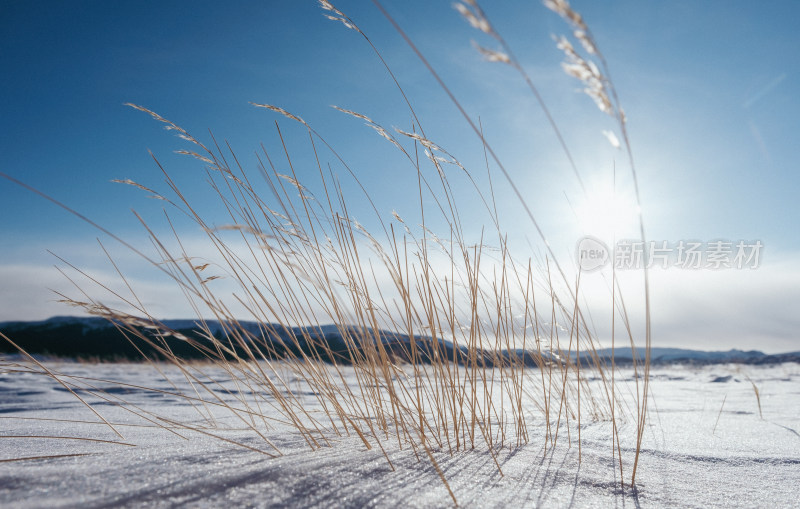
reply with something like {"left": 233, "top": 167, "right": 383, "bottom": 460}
{"left": 575, "top": 178, "right": 640, "bottom": 242}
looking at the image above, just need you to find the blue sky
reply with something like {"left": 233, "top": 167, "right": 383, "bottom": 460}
{"left": 1, "top": 1, "right": 798, "bottom": 352}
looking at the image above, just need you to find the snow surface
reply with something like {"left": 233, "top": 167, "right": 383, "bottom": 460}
{"left": 1, "top": 358, "right": 798, "bottom": 508}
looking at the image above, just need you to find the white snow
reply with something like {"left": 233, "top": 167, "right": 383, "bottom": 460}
{"left": 1, "top": 358, "right": 798, "bottom": 508}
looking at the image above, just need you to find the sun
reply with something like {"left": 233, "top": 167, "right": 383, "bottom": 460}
{"left": 575, "top": 177, "right": 640, "bottom": 242}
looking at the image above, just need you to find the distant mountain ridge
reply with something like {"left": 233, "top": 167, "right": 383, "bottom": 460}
{"left": 1, "top": 316, "right": 798, "bottom": 365}
{"left": 589, "top": 346, "right": 800, "bottom": 365}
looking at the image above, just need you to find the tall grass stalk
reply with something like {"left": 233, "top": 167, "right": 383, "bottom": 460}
{"left": 2, "top": 0, "right": 653, "bottom": 501}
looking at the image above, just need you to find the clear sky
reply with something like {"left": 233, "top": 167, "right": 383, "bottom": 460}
{"left": 1, "top": 0, "right": 798, "bottom": 353}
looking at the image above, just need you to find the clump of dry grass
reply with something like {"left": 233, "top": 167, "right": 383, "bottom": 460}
{"left": 2, "top": 0, "right": 652, "bottom": 503}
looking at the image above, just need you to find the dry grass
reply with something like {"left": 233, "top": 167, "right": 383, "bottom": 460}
{"left": 1, "top": 0, "right": 652, "bottom": 504}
